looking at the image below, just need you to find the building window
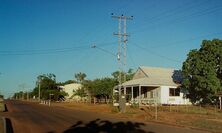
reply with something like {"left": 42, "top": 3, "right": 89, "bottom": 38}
{"left": 169, "top": 88, "right": 180, "bottom": 96}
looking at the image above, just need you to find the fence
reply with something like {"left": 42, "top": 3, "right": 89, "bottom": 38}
{"left": 141, "top": 104, "right": 222, "bottom": 116}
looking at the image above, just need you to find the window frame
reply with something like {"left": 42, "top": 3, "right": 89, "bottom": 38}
{"left": 169, "top": 88, "right": 180, "bottom": 97}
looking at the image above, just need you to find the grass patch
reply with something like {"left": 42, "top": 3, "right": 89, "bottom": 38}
{"left": 142, "top": 105, "right": 222, "bottom": 132}
{"left": 109, "top": 104, "right": 139, "bottom": 115}
{"left": 110, "top": 106, "right": 119, "bottom": 113}
{"left": 177, "top": 119, "right": 222, "bottom": 132}
{"left": 125, "top": 106, "right": 137, "bottom": 114}
{"left": 55, "top": 102, "right": 222, "bottom": 132}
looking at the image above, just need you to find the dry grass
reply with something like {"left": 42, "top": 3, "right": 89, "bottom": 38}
{"left": 134, "top": 105, "right": 222, "bottom": 132}
{"left": 53, "top": 102, "right": 222, "bottom": 132}
{"left": 54, "top": 102, "right": 112, "bottom": 113}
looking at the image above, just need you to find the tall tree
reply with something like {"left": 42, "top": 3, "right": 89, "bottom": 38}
{"left": 57, "top": 80, "right": 77, "bottom": 86}
{"left": 111, "top": 68, "right": 134, "bottom": 83}
{"left": 75, "top": 72, "right": 86, "bottom": 83}
{"left": 83, "top": 78, "right": 117, "bottom": 100}
{"left": 31, "top": 73, "right": 67, "bottom": 100}
{"left": 182, "top": 39, "right": 222, "bottom": 104}
{"left": 73, "top": 88, "right": 87, "bottom": 100}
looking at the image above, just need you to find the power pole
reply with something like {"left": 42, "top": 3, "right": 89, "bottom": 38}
{"left": 38, "top": 82, "right": 41, "bottom": 102}
{"left": 22, "top": 92, "right": 24, "bottom": 100}
{"left": 19, "top": 83, "right": 26, "bottom": 100}
{"left": 112, "top": 13, "right": 133, "bottom": 91}
{"left": 27, "top": 91, "right": 29, "bottom": 101}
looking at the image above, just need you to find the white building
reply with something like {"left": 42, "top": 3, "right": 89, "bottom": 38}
{"left": 59, "top": 83, "right": 82, "bottom": 101}
{"left": 115, "top": 66, "right": 191, "bottom": 105}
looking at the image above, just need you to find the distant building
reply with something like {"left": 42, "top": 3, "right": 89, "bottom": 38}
{"left": 58, "top": 83, "right": 83, "bottom": 101}
{"left": 114, "top": 66, "right": 191, "bottom": 105}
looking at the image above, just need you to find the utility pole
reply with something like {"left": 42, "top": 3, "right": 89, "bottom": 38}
{"left": 38, "top": 82, "right": 41, "bottom": 102}
{"left": 112, "top": 13, "right": 133, "bottom": 89}
{"left": 219, "top": 95, "right": 221, "bottom": 110}
{"left": 22, "top": 92, "right": 24, "bottom": 100}
{"left": 155, "top": 89, "right": 158, "bottom": 120}
{"left": 18, "top": 83, "right": 27, "bottom": 100}
{"left": 123, "top": 17, "right": 127, "bottom": 82}
{"left": 27, "top": 91, "right": 29, "bottom": 101}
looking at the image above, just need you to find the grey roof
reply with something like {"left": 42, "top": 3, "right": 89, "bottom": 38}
{"left": 122, "top": 66, "right": 181, "bottom": 87}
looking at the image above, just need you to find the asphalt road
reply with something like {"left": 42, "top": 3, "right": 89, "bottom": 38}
{"left": 1, "top": 100, "right": 209, "bottom": 133}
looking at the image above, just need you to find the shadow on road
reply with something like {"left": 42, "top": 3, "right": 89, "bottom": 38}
{"left": 5, "top": 118, "right": 14, "bottom": 133}
{"left": 63, "top": 119, "right": 154, "bottom": 133}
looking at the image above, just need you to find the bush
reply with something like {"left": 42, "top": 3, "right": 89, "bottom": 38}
{"left": 131, "top": 102, "right": 139, "bottom": 109}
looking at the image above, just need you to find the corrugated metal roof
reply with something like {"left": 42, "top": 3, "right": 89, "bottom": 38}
{"left": 123, "top": 66, "right": 181, "bottom": 87}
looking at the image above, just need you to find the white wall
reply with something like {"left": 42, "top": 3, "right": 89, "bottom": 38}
{"left": 63, "top": 83, "right": 82, "bottom": 99}
{"left": 160, "top": 86, "right": 191, "bottom": 105}
{"left": 155, "top": 87, "right": 161, "bottom": 103}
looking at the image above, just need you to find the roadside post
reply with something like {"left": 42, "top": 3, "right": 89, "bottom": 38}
{"left": 216, "top": 91, "right": 222, "bottom": 110}
{"left": 155, "top": 90, "right": 158, "bottom": 120}
{"left": 155, "top": 99, "right": 157, "bottom": 120}
{"left": 219, "top": 96, "right": 221, "bottom": 110}
{"left": 119, "top": 94, "right": 126, "bottom": 113}
{"left": 49, "top": 94, "right": 54, "bottom": 107}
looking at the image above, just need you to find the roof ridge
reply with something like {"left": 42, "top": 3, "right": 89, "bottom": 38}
{"left": 139, "top": 66, "right": 175, "bottom": 70}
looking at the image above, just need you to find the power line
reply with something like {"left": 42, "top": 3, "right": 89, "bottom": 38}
{"left": 141, "top": 0, "right": 207, "bottom": 24}
{"left": 132, "top": 0, "right": 206, "bottom": 32}
{"left": 0, "top": 47, "right": 89, "bottom": 55}
{"left": 163, "top": 5, "right": 222, "bottom": 26}
{"left": 91, "top": 44, "right": 116, "bottom": 57}
{"left": 91, "top": 44, "right": 126, "bottom": 66}
{"left": 148, "top": 32, "right": 222, "bottom": 49}
{"left": 0, "top": 41, "right": 117, "bottom": 56}
{"left": 130, "top": 31, "right": 222, "bottom": 63}
{"left": 127, "top": 45, "right": 137, "bottom": 68}
{"left": 132, "top": 42, "right": 181, "bottom": 63}
{"left": 0, "top": 45, "right": 88, "bottom": 53}
{"left": 133, "top": 1, "right": 222, "bottom": 33}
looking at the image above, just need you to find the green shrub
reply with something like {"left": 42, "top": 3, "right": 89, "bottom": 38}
{"left": 131, "top": 102, "right": 139, "bottom": 109}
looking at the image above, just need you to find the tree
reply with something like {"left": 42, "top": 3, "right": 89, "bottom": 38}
{"left": 126, "top": 68, "right": 134, "bottom": 81}
{"left": 82, "top": 78, "right": 118, "bottom": 102}
{"left": 57, "top": 80, "right": 77, "bottom": 86}
{"left": 73, "top": 88, "right": 87, "bottom": 100}
{"left": 75, "top": 72, "right": 86, "bottom": 83}
{"left": 0, "top": 95, "right": 3, "bottom": 99}
{"left": 13, "top": 91, "right": 25, "bottom": 100}
{"left": 31, "top": 73, "right": 67, "bottom": 101}
{"left": 111, "top": 68, "right": 134, "bottom": 83}
{"left": 182, "top": 39, "right": 222, "bottom": 104}
{"left": 81, "top": 69, "right": 134, "bottom": 103}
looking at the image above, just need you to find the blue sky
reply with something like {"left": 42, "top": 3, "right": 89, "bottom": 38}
{"left": 0, "top": 0, "right": 222, "bottom": 97}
